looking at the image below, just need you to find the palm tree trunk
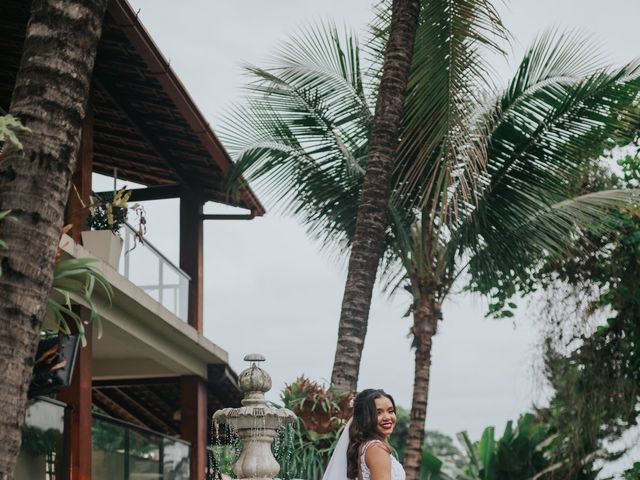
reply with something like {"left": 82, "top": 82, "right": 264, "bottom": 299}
{"left": 403, "top": 293, "right": 441, "bottom": 480}
{"left": 0, "top": 1, "right": 107, "bottom": 477}
{"left": 331, "top": 0, "right": 421, "bottom": 392}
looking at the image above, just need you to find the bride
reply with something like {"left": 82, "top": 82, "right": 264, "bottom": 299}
{"left": 323, "top": 389, "right": 406, "bottom": 480}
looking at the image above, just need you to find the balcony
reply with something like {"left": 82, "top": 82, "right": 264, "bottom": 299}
{"left": 118, "top": 223, "right": 190, "bottom": 322}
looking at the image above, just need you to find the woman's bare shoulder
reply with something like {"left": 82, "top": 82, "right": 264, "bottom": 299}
{"left": 364, "top": 441, "right": 392, "bottom": 466}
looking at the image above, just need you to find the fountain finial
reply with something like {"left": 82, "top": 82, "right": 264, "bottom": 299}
{"left": 244, "top": 353, "right": 266, "bottom": 363}
{"left": 238, "top": 353, "right": 272, "bottom": 403}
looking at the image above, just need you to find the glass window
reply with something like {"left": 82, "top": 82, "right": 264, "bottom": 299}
{"left": 92, "top": 417, "right": 126, "bottom": 480}
{"left": 162, "top": 439, "right": 190, "bottom": 480}
{"left": 15, "top": 399, "right": 66, "bottom": 480}
{"left": 92, "top": 415, "right": 190, "bottom": 480}
{"left": 129, "top": 429, "right": 161, "bottom": 479}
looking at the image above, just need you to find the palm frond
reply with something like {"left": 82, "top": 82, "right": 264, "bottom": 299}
{"left": 498, "top": 28, "right": 609, "bottom": 118}
{"left": 392, "top": 0, "right": 509, "bottom": 212}
{"left": 463, "top": 189, "right": 640, "bottom": 294}
{"left": 452, "top": 34, "right": 640, "bottom": 270}
{"left": 222, "top": 22, "right": 377, "bottom": 255}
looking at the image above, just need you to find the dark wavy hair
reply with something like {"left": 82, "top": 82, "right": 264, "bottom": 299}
{"left": 346, "top": 389, "right": 395, "bottom": 479}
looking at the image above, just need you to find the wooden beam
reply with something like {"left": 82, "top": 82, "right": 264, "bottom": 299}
{"left": 180, "top": 376, "right": 207, "bottom": 480}
{"left": 92, "top": 376, "right": 179, "bottom": 388}
{"left": 57, "top": 310, "right": 93, "bottom": 480}
{"left": 93, "top": 77, "right": 190, "bottom": 186}
{"left": 180, "top": 192, "right": 204, "bottom": 332}
{"left": 201, "top": 213, "right": 255, "bottom": 221}
{"left": 95, "top": 184, "right": 182, "bottom": 202}
{"left": 100, "top": 386, "right": 177, "bottom": 435}
{"left": 129, "top": 386, "right": 177, "bottom": 423}
{"left": 92, "top": 388, "right": 147, "bottom": 428}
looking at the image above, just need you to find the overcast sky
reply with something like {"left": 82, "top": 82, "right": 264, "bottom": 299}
{"left": 113, "top": 0, "right": 640, "bottom": 471}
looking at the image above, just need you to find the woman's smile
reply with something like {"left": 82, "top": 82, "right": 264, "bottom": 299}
{"left": 374, "top": 396, "right": 396, "bottom": 438}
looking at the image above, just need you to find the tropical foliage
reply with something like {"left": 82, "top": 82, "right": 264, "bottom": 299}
{"left": 223, "top": 4, "right": 640, "bottom": 476}
{"left": 277, "top": 377, "right": 352, "bottom": 480}
{"left": 45, "top": 256, "right": 112, "bottom": 346}
{"left": 2, "top": 214, "right": 112, "bottom": 345}
{"left": 535, "top": 154, "right": 640, "bottom": 478}
{"left": 0, "top": 113, "right": 30, "bottom": 152}
{"left": 272, "top": 381, "right": 464, "bottom": 480}
{"left": 454, "top": 415, "right": 554, "bottom": 480}
{"left": 87, "top": 187, "right": 131, "bottom": 235}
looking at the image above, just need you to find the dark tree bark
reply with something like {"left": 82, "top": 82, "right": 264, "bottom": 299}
{"left": 331, "top": 0, "right": 421, "bottom": 392}
{"left": 0, "top": 0, "right": 107, "bottom": 477}
{"left": 403, "top": 292, "right": 441, "bottom": 480}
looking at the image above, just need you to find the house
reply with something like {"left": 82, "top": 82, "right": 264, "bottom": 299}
{"left": 0, "top": 0, "right": 265, "bottom": 479}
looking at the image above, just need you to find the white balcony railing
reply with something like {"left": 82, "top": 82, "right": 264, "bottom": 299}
{"left": 118, "top": 223, "right": 190, "bottom": 322}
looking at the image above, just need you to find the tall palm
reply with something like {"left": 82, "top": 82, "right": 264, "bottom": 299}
{"left": 0, "top": 0, "right": 107, "bottom": 476}
{"left": 223, "top": 16, "right": 640, "bottom": 480}
{"left": 333, "top": 0, "right": 422, "bottom": 393}
{"left": 227, "top": 0, "right": 508, "bottom": 392}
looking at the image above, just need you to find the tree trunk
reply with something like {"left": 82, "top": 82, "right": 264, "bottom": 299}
{"left": 330, "top": 0, "right": 421, "bottom": 392}
{"left": 403, "top": 293, "right": 441, "bottom": 480}
{"left": 0, "top": 1, "right": 107, "bottom": 477}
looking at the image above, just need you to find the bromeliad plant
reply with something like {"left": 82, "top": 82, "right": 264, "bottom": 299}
{"left": 277, "top": 377, "right": 353, "bottom": 480}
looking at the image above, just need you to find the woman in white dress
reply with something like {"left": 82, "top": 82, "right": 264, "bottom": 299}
{"left": 322, "top": 389, "right": 406, "bottom": 480}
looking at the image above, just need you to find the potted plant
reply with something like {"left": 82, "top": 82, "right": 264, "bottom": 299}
{"left": 81, "top": 187, "right": 145, "bottom": 268}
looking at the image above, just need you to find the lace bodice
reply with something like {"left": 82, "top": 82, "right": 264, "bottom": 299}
{"left": 359, "top": 440, "right": 406, "bottom": 480}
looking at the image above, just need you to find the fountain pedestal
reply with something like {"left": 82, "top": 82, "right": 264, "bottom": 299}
{"left": 213, "top": 354, "right": 296, "bottom": 480}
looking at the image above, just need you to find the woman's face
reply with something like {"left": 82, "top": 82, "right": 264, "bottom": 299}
{"left": 374, "top": 396, "right": 396, "bottom": 439}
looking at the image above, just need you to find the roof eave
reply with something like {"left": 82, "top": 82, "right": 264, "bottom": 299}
{"left": 107, "top": 0, "right": 265, "bottom": 216}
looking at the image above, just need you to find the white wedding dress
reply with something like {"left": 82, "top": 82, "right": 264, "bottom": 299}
{"left": 359, "top": 440, "right": 406, "bottom": 480}
{"left": 321, "top": 420, "right": 406, "bottom": 480}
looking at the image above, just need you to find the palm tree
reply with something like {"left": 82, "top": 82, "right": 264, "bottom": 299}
{"left": 0, "top": 0, "right": 107, "bottom": 476}
{"left": 227, "top": 0, "right": 508, "bottom": 392}
{"left": 223, "top": 15, "right": 640, "bottom": 480}
{"left": 333, "top": 0, "right": 422, "bottom": 393}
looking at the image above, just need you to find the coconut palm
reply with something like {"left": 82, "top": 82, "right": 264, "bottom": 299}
{"left": 227, "top": 0, "right": 509, "bottom": 392}
{"left": 0, "top": 1, "right": 108, "bottom": 475}
{"left": 333, "top": 0, "right": 422, "bottom": 394}
{"left": 223, "top": 14, "right": 640, "bottom": 480}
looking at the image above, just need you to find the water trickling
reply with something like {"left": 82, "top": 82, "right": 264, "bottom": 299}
{"left": 210, "top": 354, "right": 297, "bottom": 480}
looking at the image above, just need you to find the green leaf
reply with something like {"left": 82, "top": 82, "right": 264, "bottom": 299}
{"left": 0, "top": 114, "right": 31, "bottom": 150}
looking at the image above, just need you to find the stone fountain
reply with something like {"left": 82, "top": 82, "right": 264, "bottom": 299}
{"left": 213, "top": 354, "right": 296, "bottom": 480}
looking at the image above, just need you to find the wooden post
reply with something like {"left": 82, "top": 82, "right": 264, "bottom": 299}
{"left": 180, "top": 376, "right": 207, "bottom": 480}
{"left": 179, "top": 192, "right": 204, "bottom": 333}
{"left": 58, "top": 99, "right": 94, "bottom": 480}
{"left": 57, "top": 310, "right": 93, "bottom": 480}
{"left": 65, "top": 101, "right": 93, "bottom": 242}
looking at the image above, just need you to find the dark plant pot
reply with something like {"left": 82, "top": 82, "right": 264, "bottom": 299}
{"left": 28, "top": 335, "right": 81, "bottom": 398}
